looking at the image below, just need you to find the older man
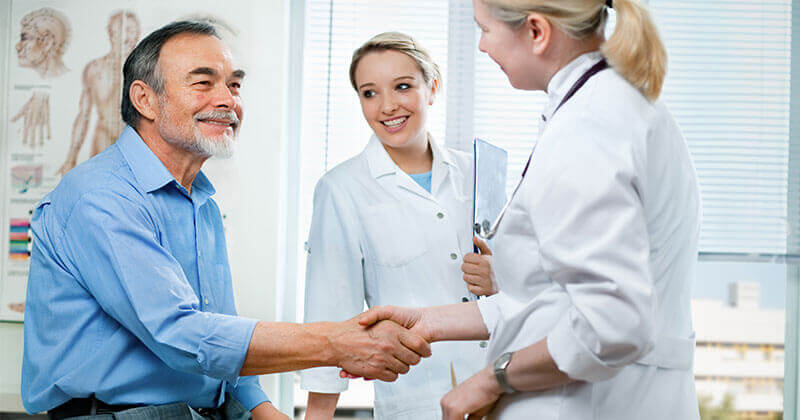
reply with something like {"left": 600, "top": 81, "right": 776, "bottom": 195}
{"left": 22, "top": 21, "right": 429, "bottom": 420}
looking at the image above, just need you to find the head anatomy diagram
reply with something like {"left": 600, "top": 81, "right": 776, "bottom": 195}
{"left": 108, "top": 10, "right": 141, "bottom": 54}
{"left": 16, "top": 7, "right": 71, "bottom": 79}
{"left": 477, "top": 0, "right": 667, "bottom": 101}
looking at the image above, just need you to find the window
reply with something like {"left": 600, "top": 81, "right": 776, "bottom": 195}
{"left": 288, "top": 1, "right": 795, "bottom": 418}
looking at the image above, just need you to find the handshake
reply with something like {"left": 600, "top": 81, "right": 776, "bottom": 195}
{"left": 327, "top": 305, "right": 433, "bottom": 382}
{"left": 298, "top": 302, "right": 500, "bottom": 420}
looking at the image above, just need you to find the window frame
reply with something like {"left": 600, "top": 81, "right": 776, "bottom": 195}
{"left": 283, "top": 1, "right": 799, "bottom": 416}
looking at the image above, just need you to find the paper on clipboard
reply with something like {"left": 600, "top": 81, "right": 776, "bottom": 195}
{"left": 473, "top": 138, "right": 508, "bottom": 241}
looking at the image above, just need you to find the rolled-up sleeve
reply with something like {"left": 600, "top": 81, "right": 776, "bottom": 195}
{"left": 533, "top": 116, "right": 655, "bottom": 382}
{"left": 57, "top": 190, "right": 256, "bottom": 383}
{"left": 300, "top": 177, "right": 364, "bottom": 393}
{"left": 229, "top": 375, "right": 269, "bottom": 410}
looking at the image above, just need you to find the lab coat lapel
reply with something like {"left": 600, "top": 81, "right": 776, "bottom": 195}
{"left": 429, "top": 136, "right": 453, "bottom": 199}
{"left": 364, "top": 134, "right": 440, "bottom": 203}
{"left": 395, "top": 172, "right": 432, "bottom": 201}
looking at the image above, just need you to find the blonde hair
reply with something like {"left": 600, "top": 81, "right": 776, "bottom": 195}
{"left": 481, "top": 0, "right": 667, "bottom": 101}
{"left": 349, "top": 32, "right": 442, "bottom": 91}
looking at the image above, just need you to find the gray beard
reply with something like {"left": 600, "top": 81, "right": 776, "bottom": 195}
{"left": 158, "top": 106, "right": 238, "bottom": 159}
{"left": 161, "top": 127, "right": 235, "bottom": 159}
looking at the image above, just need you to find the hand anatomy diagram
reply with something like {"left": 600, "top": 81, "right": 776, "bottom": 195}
{"left": 12, "top": 92, "right": 51, "bottom": 149}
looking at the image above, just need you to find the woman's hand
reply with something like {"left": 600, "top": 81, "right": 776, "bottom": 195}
{"left": 355, "top": 305, "right": 435, "bottom": 343}
{"left": 441, "top": 365, "right": 501, "bottom": 420}
{"left": 462, "top": 236, "right": 497, "bottom": 296}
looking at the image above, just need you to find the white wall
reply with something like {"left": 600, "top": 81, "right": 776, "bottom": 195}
{"left": 0, "top": 0, "right": 291, "bottom": 413}
{"left": 0, "top": 0, "right": 24, "bottom": 413}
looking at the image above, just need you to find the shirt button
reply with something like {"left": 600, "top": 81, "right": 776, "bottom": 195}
{"left": 480, "top": 341, "right": 488, "bottom": 348}
{"left": 204, "top": 298, "right": 210, "bottom": 305}
{"left": 450, "top": 252, "right": 458, "bottom": 260}
{"left": 437, "top": 212, "right": 445, "bottom": 219}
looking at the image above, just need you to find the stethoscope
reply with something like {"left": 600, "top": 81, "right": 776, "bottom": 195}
{"left": 474, "top": 58, "right": 610, "bottom": 241}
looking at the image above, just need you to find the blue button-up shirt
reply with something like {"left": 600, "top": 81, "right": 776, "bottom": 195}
{"left": 21, "top": 126, "right": 267, "bottom": 413}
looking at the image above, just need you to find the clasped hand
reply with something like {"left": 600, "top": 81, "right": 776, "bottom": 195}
{"left": 330, "top": 315, "right": 431, "bottom": 382}
{"left": 345, "top": 305, "right": 502, "bottom": 419}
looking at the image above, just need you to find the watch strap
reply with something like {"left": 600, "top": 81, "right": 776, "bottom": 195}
{"left": 493, "top": 351, "right": 517, "bottom": 394}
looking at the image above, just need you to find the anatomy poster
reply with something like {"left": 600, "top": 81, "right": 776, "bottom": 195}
{"left": 1, "top": 0, "right": 250, "bottom": 322}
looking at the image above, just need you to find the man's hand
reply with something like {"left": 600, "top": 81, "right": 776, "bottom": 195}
{"left": 329, "top": 316, "right": 431, "bottom": 382}
{"left": 441, "top": 366, "right": 502, "bottom": 420}
{"left": 251, "top": 402, "right": 290, "bottom": 420}
{"left": 462, "top": 236, "right": 496, "bottom": 296}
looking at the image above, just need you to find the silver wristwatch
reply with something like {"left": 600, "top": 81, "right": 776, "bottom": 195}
{"left": 493, "top": 351, "right": 517, "bottom": 394}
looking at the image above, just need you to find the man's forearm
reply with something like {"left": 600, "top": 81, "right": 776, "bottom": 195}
{"left": 241, "top": 322, "right": 337, "bottom": 376}
{"left": 240, "top": 318, "right": 431, "bottom": 381}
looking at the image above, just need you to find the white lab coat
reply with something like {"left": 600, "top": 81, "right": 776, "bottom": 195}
{"left": 477, "top": 52, "right": 701, "bottom": 420}
{"left": 301, "top": 135, "right": 487, "bottom": 419}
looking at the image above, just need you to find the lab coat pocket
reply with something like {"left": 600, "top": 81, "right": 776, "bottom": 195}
{"left": 361, "top": 203, "right": 428, "bottom": 267}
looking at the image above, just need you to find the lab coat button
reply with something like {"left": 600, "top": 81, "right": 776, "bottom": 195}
{"left": 437, "top": 212, "right": 444, "bottom": 219}
{"left": 450, "top": 252, "right": 458, "bottom": 260}
{"left": 480, "top": 341, "right": 488, "bottom": 348}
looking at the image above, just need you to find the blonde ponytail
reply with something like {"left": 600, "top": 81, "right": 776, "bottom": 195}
{"left": 481, "top": 0, "right": 667, "bottom": 101}
{"left": 600, "top": 0, "right": 667, "bottom": 101}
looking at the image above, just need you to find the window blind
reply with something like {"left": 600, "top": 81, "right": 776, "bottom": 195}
{"left": 649, "top": 0, "right": 792, "bottom": 255}
{"left": 297, "top": 0, "right": 793, "bottom": 278}
{"left": 462, "top": 1, "right": 792, "bottom": 255}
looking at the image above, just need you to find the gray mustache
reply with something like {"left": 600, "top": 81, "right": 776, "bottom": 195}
{"left": 194, "top": 110, "right": 240, "bottom": 128}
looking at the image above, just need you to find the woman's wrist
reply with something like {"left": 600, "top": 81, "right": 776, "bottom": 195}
{"left": 480, "top": 365, "right": 504, "bottom": 397}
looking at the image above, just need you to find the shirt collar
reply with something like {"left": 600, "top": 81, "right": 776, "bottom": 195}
{"left": 116, "top": 125, "right": 216, "bottom": 197}
{"left": 365, "top": 133, "right": 454, "bottom": 179}
{"left": 542, "top": 51, "right": 605, "bottom": 121}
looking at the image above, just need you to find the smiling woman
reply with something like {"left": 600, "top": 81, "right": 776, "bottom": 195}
{"left": 299, "top": 32, "right": 494, "bottom": 420}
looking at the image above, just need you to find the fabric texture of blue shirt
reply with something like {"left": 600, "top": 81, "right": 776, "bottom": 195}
{"left": 408, "top": 171, "right": 432, "bottom": 193}
{"left": 21, "top": 126, "right": 267, "bottom": 413}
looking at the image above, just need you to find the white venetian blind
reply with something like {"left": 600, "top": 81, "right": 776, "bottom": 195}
{"left": 468, "top": 11, "right": 618, "bottom": 193}
{"left": 464, "top": 1, "right": 792, "bottom": 255}
{"left": 649, "top": 0, "right": 792, "bottom": 255}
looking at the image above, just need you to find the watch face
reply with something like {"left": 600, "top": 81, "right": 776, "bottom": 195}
{"left": 494, "top": 352, "right": 516, "bottom": 394}
{"left": 495, "top": 352, "right": 512, "bottom": 369}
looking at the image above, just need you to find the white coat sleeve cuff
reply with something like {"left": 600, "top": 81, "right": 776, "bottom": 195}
{"left": 546, "top": 310, "right": 621, "bottom": 383}
{"left": 300, "top": 367, "right": 349, "bottom": 394}
{"left": 476, "top": 294, "right": 501, "bottom": 336}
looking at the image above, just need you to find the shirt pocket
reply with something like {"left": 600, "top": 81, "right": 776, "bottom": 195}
{"left": 361, "top": 203, "right": 428, "bottom": 267}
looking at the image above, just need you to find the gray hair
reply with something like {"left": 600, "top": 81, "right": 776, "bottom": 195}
{"left": 121, "top": 20, "right": 219, "bottom": 128}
